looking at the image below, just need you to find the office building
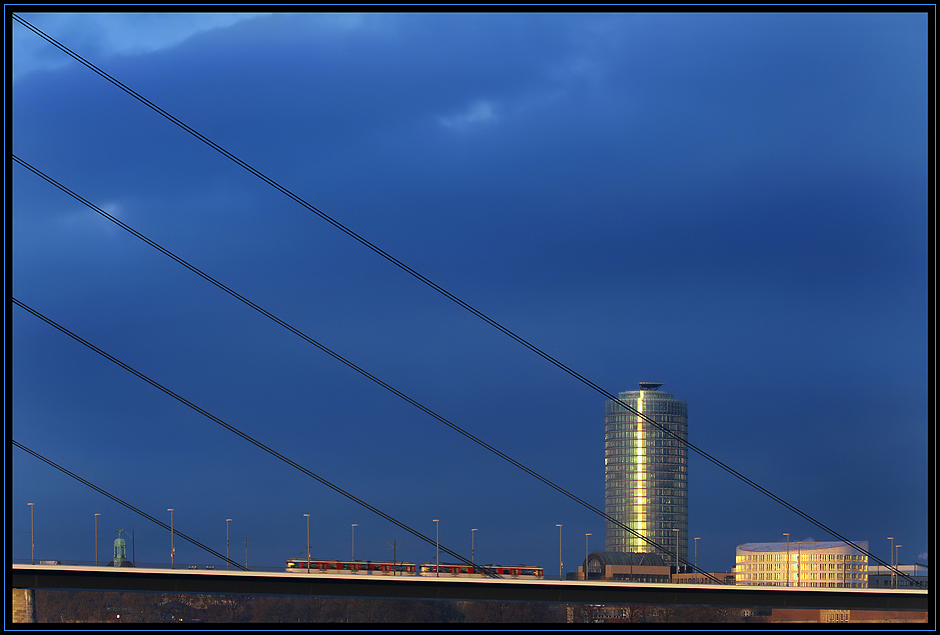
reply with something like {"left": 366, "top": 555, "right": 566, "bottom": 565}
{"left": 604, "top": 382, "right": 688, "bottom": 560}
{"left": 735, "top": 541, "right": 869, "bottom": 588}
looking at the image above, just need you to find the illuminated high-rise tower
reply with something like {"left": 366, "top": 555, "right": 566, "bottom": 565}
{"left": 605, "top": 382, "right": 688, "bottom": 561}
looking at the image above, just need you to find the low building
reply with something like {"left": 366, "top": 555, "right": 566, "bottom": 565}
{"left": 579, "top": 551, "right": 675, "bottom": 583}
{"left": 735, "top": 541, "right": 868, "bottom": 588}
{"left": 764, "top": 608, "right": 928, "bottom": 624}
{"left": 576, "top": 551, "right": 730, "bottom": 584}
{"left": 867, "top": 563, "right": 928, "bottom": 589}
{"left": 673, "top": 570, "right": 736, "bottom": 584}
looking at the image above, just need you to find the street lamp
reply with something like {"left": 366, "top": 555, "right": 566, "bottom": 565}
{"left": 784, "top": 533, "right": 790, "bottom": 587}
{"left": 797, "top": 542, "right": 802, "bottom": 586}
{"left": 433, "top": 520, "right": 440, "bottom": 577}
{"left": 28, "top": 503, "right": 34, "bottom": 564}
{"left": 304, "top": 514, "right": 311, "bottom": 573}
{"left": 471, "top": 529, "right": 478, "bottom": 570}
{"left": 888, "top": 537, "right": 895, "bottom": 589}
{"left": 673, "top": 528, "right": 680, "bottom": 582}
{"left": 584, "top": 533, "right": 592, "bottom": 581}
{"left": 556, "top": 524, "right": 563, "bottom": 581}
{"left": 226, "top": 519, "right": 233, "bottom": 570}
{"left": 95, "top": 513, "right": 101, "bottom": 566}
{"left": 167, "top": 509, "right": 175, "bottom": 569}
{"left": 351, "top": 524, "right": 358, "bottom": 562}
{"left": 694, "top": 537, "right": 700, "bottom": 579}
{"left": 895, "top": 545, "right": 903, "bottom": 588}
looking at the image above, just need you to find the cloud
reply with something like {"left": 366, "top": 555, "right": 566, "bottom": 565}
{"left": 12, "top": 12, "right": 267, "bottom": 80}
{"left": 437, "top": 99, "right": 499, "bottom": 130}
{"left": 58, "top": 201, "right": 125, "bottom": 237}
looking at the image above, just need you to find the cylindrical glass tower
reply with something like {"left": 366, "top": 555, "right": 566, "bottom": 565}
{"left": 605, "top": 382, "right": 688, "bottom": 562}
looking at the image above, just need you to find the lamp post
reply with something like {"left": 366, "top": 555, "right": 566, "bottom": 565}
{"left": 351, "top": 524, "right": 357, "bottom": 562}
{"left": 28, "top": 503, "right": 34, "bottom": 564}
{"left": 584, "top": 533, "right": 591, "bottom": 580}
{"left": 433, "top": 520, "right": 440, "bottom": 577}
{"left": 797, "top": 542, "right": 802, "bottom": 586}
{"left": 471, "top": 529, "right": 478, "bottom": 570}
{"left": 304, "top": 514, "right": 311, "bottom": 573}
{"left": 556, "top": 524, "right": 563, "bottom": 581}
{"left": 888, "top": 537, "right": 895, "bottom": 589}
{"left": 167, "top": 509, "right": 175, "bottom": 569}
{"left": 784, "top": 533, "right": 790, "bottom": 587}
{"left": 95, "top": 513, "right": 101, "bottom": 566}
{"left": 226, "top": 519, "right": 232, "bottom": 570}
{"left": 694, "top": 537, "right": 700, "bottom": 580}
{"left": 894, "top": 545, "right": 902, "bottom": 588}
{"left": 673, "top": 528, "right": 680, "bottom": 582}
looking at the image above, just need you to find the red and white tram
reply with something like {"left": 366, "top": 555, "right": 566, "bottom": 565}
{"left": 286, "top": 558, "right": 416, "bottom": 575}
{"left": 286, "top": 558, "right": 542, "bottom": 579}
{"left": 419, "top": 563, "right": 544, "bottom": 579}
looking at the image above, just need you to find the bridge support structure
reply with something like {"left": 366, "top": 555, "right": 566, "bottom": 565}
{"left": 12, "top": 588, "right": 37, "bottom": 623}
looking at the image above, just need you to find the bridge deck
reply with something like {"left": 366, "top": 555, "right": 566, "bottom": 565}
{"left": 11, "top": 564, "right": 928, "bottom": 612}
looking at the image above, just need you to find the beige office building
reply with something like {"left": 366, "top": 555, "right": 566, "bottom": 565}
{"left": 735, "top": 541, "right": 868, "bottom": 588}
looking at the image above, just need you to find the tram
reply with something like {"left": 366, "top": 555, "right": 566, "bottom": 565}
{"left": 286, "top": 558, "right": 416, "bottom": 575}
{"left": 419, "top": 563, "right": 544, "bottom": 579}
{"left": 286, "top": 558, "right": 543, "bottom": 579}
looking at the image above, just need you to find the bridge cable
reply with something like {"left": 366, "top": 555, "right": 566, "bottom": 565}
{"left": 12, "top": 440, "right": 249, "bottom": 571}
{"left": 11, "top": 16, "right": 920, "bottom": 587}
{"left": 12, "top": 156, "right": 719, "bottom": 583}
{"left": 11, "top": 298, "right": 502, "bottom": 578}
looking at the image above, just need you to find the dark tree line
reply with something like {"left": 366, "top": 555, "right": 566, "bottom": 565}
{"left": 34, "top": 590, "right": 762, "bottom": 624}
{"left": 33, "top": 590, "right": 567, "bottom": 624}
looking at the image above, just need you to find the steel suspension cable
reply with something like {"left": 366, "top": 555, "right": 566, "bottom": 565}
{"left": 12, "top": 156, "right": 716, "bottom": 581}
{"left": 12, "top": 440, "right": 248, "bottom": 570}
{"left": 11, "top": 298, "right": 500, "bottom": 579}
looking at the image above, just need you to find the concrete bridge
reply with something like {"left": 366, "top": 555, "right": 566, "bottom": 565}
{"left": 11, "top": 563, "right": 928, "bottom": 623}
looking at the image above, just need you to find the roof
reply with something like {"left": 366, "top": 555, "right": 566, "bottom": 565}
{"left": 587, "top": 551, "right": 668, "bottom": 567}
{"left": 737, "top": 541, "right": 869, "bottom": 553}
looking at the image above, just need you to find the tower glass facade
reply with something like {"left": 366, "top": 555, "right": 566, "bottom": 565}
{"left": 605, "top": 382, "right": 688, "bottom": 561}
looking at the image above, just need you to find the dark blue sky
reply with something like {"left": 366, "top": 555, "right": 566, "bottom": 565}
{"left": 11, "top": 10, "right": 929, "bottom": 576}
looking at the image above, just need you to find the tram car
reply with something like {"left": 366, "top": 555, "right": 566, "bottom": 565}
{"left": 286, "top": 558, "right": 543, "bottom": 579}
{"left": 286, "top": 558, "right": 416, "bottom": 575}
{"left": 419, "top": 563, "right": 544, "bottom": 579}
